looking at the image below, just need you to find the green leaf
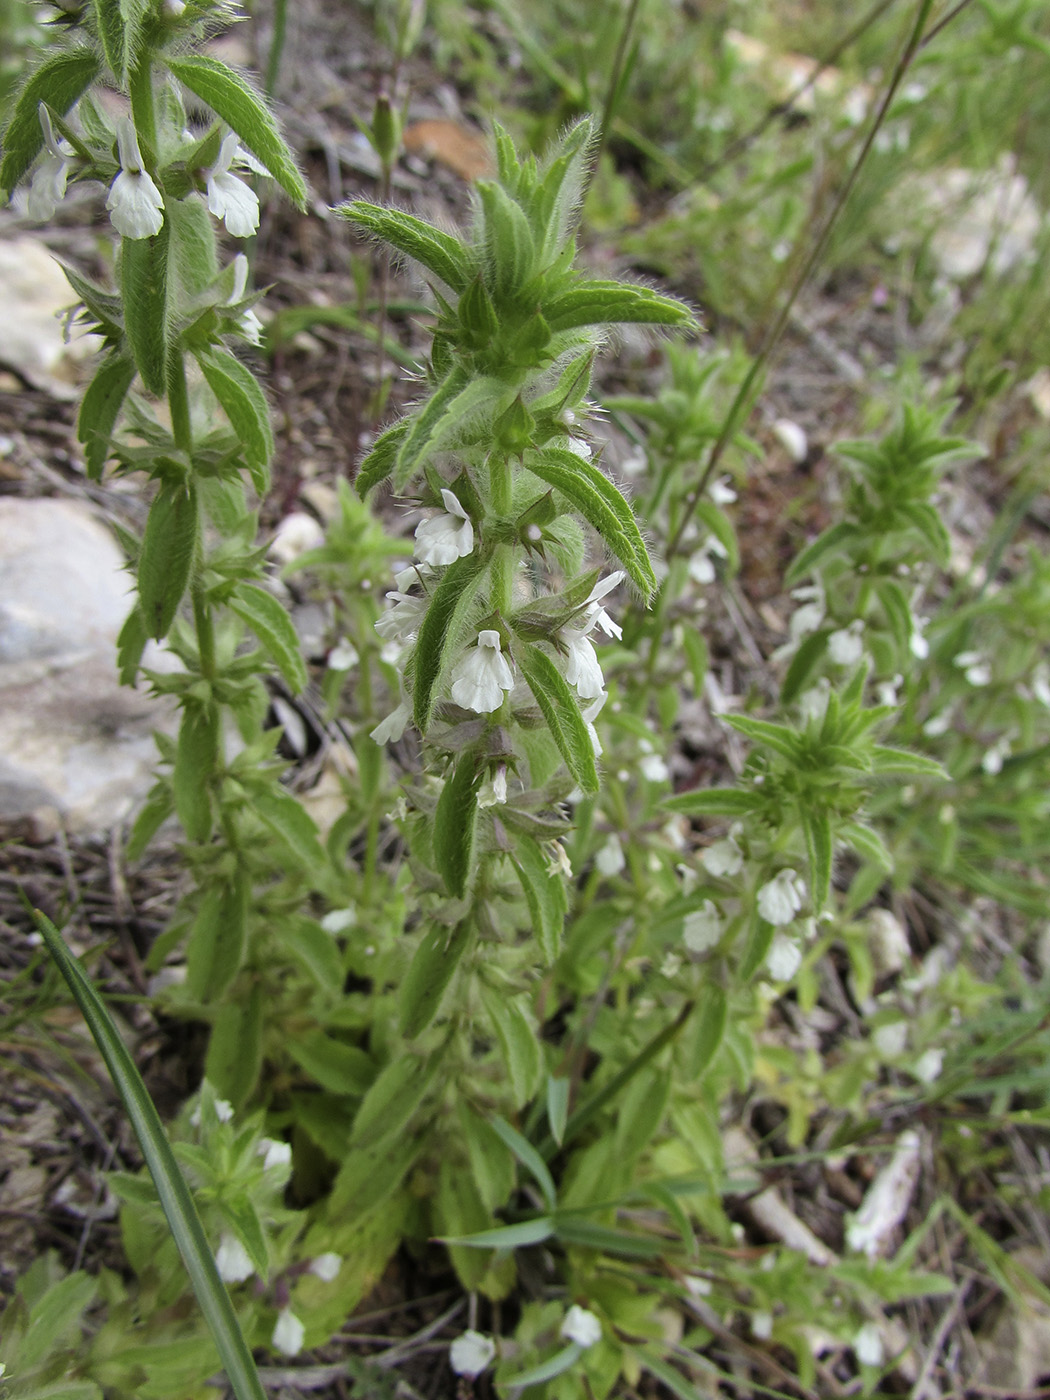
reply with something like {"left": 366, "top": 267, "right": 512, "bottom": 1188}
{"left": 871, "top": 746, "right": 948, "bottom": 778}
{"left": 116, "top": 603, "right": 149, "bottom": 686}
{"left": 0, "top": 45, "right": 101, "bottom": 196}
{"left": 900, "top": 501, "right": 951, "bottom": 565}
{"left": 663, "top": 787, "right": 763, "bottom": 816}
{"left": 785, "top": 520, "right": 861, "bottom": 584}
{"left": 121, "top": 222, "right": 170, "bottom": 397}
{"left": 546, "top": 1075, "right": 570, "bottom": 1147}
{"left": 78, "top": 353, "right": 136, "bottom": 481}
{"left": 544, "top": 279, "right": 695, "bottom": 333}
{"left": 433, "top": 753, "right": 481, "bottom": 898}
{"left": 32, "top": 913, "right": 267, "bottom": 1400}
{"left": 221, "top": 1194, "right": 268, "bottom": 1279}
{"left": 355, "top": 418, "right": 409, "bottom": 495}
{"left": 399, "top": 920, "right": 472, "bottom": 1038}
{"left": 411, "top": 550, "right": 488, "bottom": 733}
{"left": 227, "top": 584, "right": 306, "bottom": 693}
{"left": 800, "top": 806, "right": 833, "bottom": 910}
{"left": 503, "top": 1343, "right": 584, "bottom": 1391}
{"left": 173, "top": 702, "right": 216, "bottom": 842}
{"left": 252, "top": 786, "right": 326, "bottom": 868}
{"left": 195, "top": 348, "right": 274, "bottom": 497}
{"left": 510, "top": 833, "right": 567, "bottom": 964}
{"left": 186, "top": 874, "right": 248, "bottom": 1002}
{"left": 479, "top": 988, "right": 543, "bottom": 1109}
{"left": 780, "top": 628, "right": 830, "bottom": 705}
{"left": 394, "top": 369, "right": 513, "bottom": 490}
{"left": 684, "top": 980, "right": 727, "bottom": 1079}
{"left": 553, "top": 1215, "right": 663, "bottom": 1258}
{"left": 351, "top": 1054, "right": 436, "bottom": 1147}
{"left": 164, "top": 56, "right": 306, "bottom": 207}
{"left": 91, "top": 0, "right": 147, "bottom": 81}
{"left": 126, "top": 783, "right": 175, "bottom": 861}
{"left": 205, "top": 983, "right": 262, "bottom": 1107}
{"left": 165, "top": 194, "right": 219, "bottom": 303}
{"left": 840, "top": 820, "right": 893, "bottom": 871}
{"left": 438, "top": 1218, "right": 555, "bottom": 1250}
{"left": 874, "top": 578, "right": 914, "bottom": 658}
{"left": 338, "top": 202, "right": 472, "bottom": 292}
{"left": 516, "top": 642, "right": 599, "bottom": 794}
{"left": 281, "top": 916, "right": 343, "bottom": 992}
{"left": 476, "top": 180, "right": 536, "bottom": 296}
{"left": 287, "top": 1031, "right": 374, "bottom": 1095}
{"left": 138, "top": 478, "right": 197, "bottom": 640}
{"left": 489, "top": 1116, "right": 557, "bottom": 1211}
{"left": 739, "top": 912, "right": 775, "bottom": 982}
{"left": 18, "top": 1270, "right": 97, "bottom": 1368}
{"left": 525, "top": 447, "right": 656, "bottom": 600}
{"left": 724, "top": 714, "right": 800, "bottom": 762}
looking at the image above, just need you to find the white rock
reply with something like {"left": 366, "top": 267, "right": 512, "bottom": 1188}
{"left": 0, "top": 498, "right": 173, "bottom": 834}
{"left": 0, "top": 238, "right": 101, "bottom": 396}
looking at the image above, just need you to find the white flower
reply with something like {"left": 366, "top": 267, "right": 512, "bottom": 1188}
{"left": 873, "top": 1021, "right": 908, "bottom": 1057}
{"left": 876, "top": 674, "right": 902, "bottom": 707}
{"left": 912, "top": 1047, "right": 944, "bottom": 1084}
{"left": 375, "top": 589, "right": 426, "bottom": 645}
{"left": 684, "top": 1275, "right": 713, "bottom": 1298}
{"left": 702, "top": 834, "right": 743, "bottom": 878}
{"left": 789, "top": 583, "right": 826, "bottom": 641}
{"left": 258, "top": 1138, "right": 292, "bottom": 1171}
{"left": 321, "top": 907, "right": 356, "bottom": 934}
{"left": 709, "top": 475, "right": 738, "bottom": 505}
{"left": 798, "top": 678, "right": 831, "bottom": 725}
{"left": 449, "top": 1330, "right": 496, "bottom": 1377}
{"left": 477, "top": 765, "right": 509, "bottom": 808}
{"left": 954, "top": 650, "right": 991, "bottom": 686}
{"left": 28, "top": 104, "right": 73, "bottom": 222}
{"left": 923, "top": 709, "right": 952, "bottom": 738}
{"left": 546, "top": 840, "right": 573, "bottom": 879}
{"left": 309, "top": 1252, "right": 342, "bottom": 1282}
{"left": 639, "top": 751, "right": 670, "bottom": 783}
{"left": 596, "top": 834, "right": 626, "bottom": 876}
{"left": 450, "top": 630, "right": 514, "bottom": 713}
{"left": 272, "top": 1308, "right": 305, "bottom": 1357}
{"left": 757, "top": 869, "right": 806, "bottom": 925}
{"left": 828, "top": 620, "right": 865, "bottom": 666}
{"left": 982, "top": 734, "right": 1011, "bottom": 775}
{"left": 562, "top": 629, "right": 606, "bottom": 698}
{"left": 206, "top": 133, "right": 260, "bottom": 238}
{"left": 1031, "top": 661, "right": 1050, "bottom": 707}
{"left": 683, "top": 900, "right": 721, "bottom": 953}
{"left": 581, "top": 572, "right": 624, "bottom": 639}
{"left": 107, "top": 118, "right": 165, "bottom": 239}
{"left": 772, "top": 418, "right": 808, "bottom": 462}
{"left": 190, "top": 1096, "right": 233, "bottom": 1127}
{"left": 561, "top": 1305, "right": 602, "bottom": 1349}
{"left": 751, "top": 1311, "right": 774, "bottom": 1340}
{"left": 909, "top": 616, "right": 930, "bottom": 659}
{"left": 581, "top": 691, "right": 607, "bottom": 757}
{"left": 854, "top": 1321, "right": 884, "bottom": 1367}
{"left": 215, "top": 1232, "right": 253, "bottom": 1283}
{"left": 688, "top": 534, "right": 729, "bottom": 585}
{"left": 766, "top": 932, "right": 802, "bottom": 981}
{"left": 370, "top": 698, "right": 411, "bottom": 745}
{"left": 227, "top": 252, "right": 263, "bottom": 344}
{"left": 163, "top": 0, "right": 186, "bottom": 14}
{"left": 271, "top": 511, "right": 324, "bottom": 566}
{"left": 414, "top": 489, "right": 474, "bottom": 566}
{"left": 328, "top": 638, "right": 359, "bottom": 670}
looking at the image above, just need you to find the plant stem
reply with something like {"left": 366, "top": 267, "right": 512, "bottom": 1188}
{"left": 594, "top": 0, "right": 643, "bottom": 168}
{"left": 264, "top": 0, "right": 288, "bottom": 98}
{"left": 192, "top": 584, "right": 216, "bottom": 682}
{"left": 168, "top": 355, "right": 193, "bottom": 455}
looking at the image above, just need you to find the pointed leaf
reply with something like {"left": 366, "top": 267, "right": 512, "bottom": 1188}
{"left": 186, "top": 873, "right": 248, "bottom": 1002}
{"left": 663, "top": 787, "right": 764, "bottom": 816}
{"left": 510, "top": 832, "right": 567, "bottom": 964}
{"left": 800, "top": 805, "right": 833, "bottom": 910}
{"left": 195, "top": 348, "right": 273, "bottom": 496}
{"left": 546, "top": 1076, "right": 570, "bottom": 1147}
{"left": 173, "top": 702, "right": 217, "bottom": 841}
{"left": 164, "top": 55, "right": 306, "bottom": 208}
{"left": 871, "top": 746, "right": 948, "bottom": 778}
{"left": 252, "top": 786, "right": 326, "bottom": 867}
{"left": 78, "top": 352, "right": 136, "bottom": 480}
{"left": 544, "top": 279, "right": 695, "bottom": 333}
{"left": 0, "top": 45, "right": 101, "bottom": 195}
{"left": 121, "top": 222, "right": 170, "bottom": 397}
{"left": 516, "top": 642, "right": 599, "bottom": 794}
{"left": 785, "top": 520, "right": 861, "bottom": 584}
{"left": 205, "top": 983, "right": 262, "bottom": 1107}
{"left": 399, "top": 920, "right": 473, "bottom": 1038}
{"left": 433, "top": 753, "right": 481, "bottom": 898}
{"left": 227, "top": 584, "right": 306, "bottom": 693}
{"left": 395, "top": 370, "right": 512, "bottom": 489}
{"left": 411, "top": 550, "right": 488, "bottom": 733}
{"left": 32, "top": 913, "right": 267, "bottom": 1400}
{"left": 724, "top": 714, "right": 800, "bottom": 761}
{"left": 438, "top": 1218, "right": 555, "bottom": 1250}
{"left": 286, "top": 1031, "right": 374, "bottom": 1095}
{"left": 525, "top": 447, "right": 656, "bottom": 600}
{"left": 479, "top": 989, "right": 543, "bottom": 1109}
{"left": 351, "top": 1054, "right": 436, "bottom": 1147}
{"left": 355, "top": 418, "right": 409, "bottom": 495}
{"left": 338, "top": 202, "right": 472, "bottom": 292}
{"left": 488, "top": 1117, "right": 556, "bottom": 1211}
{"left": 138, "top": 479, "right": 198, "bottom": 640}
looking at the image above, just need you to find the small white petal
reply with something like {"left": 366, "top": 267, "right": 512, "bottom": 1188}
{"left": 854, "top": 1321, "right": 884, "bottom": 1367}
{"left": 207, "top": 170, "right": 260, "bottom": 238}
{"left": 639, "top": 752, "right": 669, "bottom": 783}
{"left": 27, "top": 154, "right": 70, "bottom": 221}
{"left": 752, "top": 1311, "right": 774, "bottom": 1340}
{"left": 596, "top": 834, "right": 626, "bottom": 876}
{"left": 215, "top": 1233, "right": 254, "bottom": 1283}
{"left": 258, "top": 1138, "right": 292, "bottom": 1171}
{"left": 772, "top": 418, "right": 808, "bottom": 462}
{"left": 562, "top": 631, "right": 605, "bottom": 699}
{"left": 828, "top": 620, "right": 865, "bottom": 666}
{"left": 449, "top": 630, "right": 513, "bottom": 713}
{"left": 309, "top": 1252, "right": 341, "bottom": 1282}
{"left": 321, "top": 907, "right": 356, "bottom": 934}
{"left": 370, "top": 699, "right": 411, "bottom": 744}
{"left": 414, "top": 493, "right": 474, "bottom": 566}
{"left": 766, "top": 932, "right": 802, "bottom": 981}
{"left": 709, "top": 475, "right": 738, "bottom": 504}
{"left": 873, "top": 1021, "right": 908, "bottom": 1057}
{"left": 560, "top": 1305, "right": 602, "bottom": 1348}
{"left": 214, "top": 1099, "right": 234, "bottom": 1122}
{"left": 912, "top": 1047, "right": 944, "bottom": 1084}
{"left": 450, "top": 1330, "right": 496, "bottom": 1377}
{"left": 757, "top": 869, "right": 805, "bottom": 926}
{"left": 702, "top": 835, "right": 743, "bottom": 878}
{"left": 683, "top": 900, "right": 721, "bottom": 953}
{"left": 272, "top": 1308, "right": 305, "bottom": 1357}
{"left": 106, "top": 169, "right": 165, "bottom": 239}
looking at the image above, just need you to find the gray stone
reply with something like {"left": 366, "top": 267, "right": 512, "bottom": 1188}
{"left": 0, "top": 497, "right": 171, "bottom": 835}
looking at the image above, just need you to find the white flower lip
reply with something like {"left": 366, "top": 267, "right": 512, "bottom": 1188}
{"left": 371, "top": 698, "right": 411, "bottom": 744}
{"left": 272, "top": 1307, "right": 305, "bottom": 1357}
{"left": 449, "top": 629, "right": 514, "bottom": 713}
{"left": 206, "top": 132, "right": 260, "bottom": 238}
{"left": 414, "top": 489, "right": 474, "bottom": 566}
{"left": 107, "top": 119, "right": 164, "bottom": 239}
{"left": 766, "top": 931, "right": 802, "bottom": 981}
{"left": 309, "top": 1251, "right": 342, "bottom": 1282}
{"left": 757, "top": 868, "right": 806, "bottom": 926}
{"left": 450, "top": 1330, "right": 496, "bottom": 1377}
{"left": 215, "top": 1232, "right": 254, "bottom": 1283}
{"left": 702, "top": 834, "right": 743, "bottom": 878}
{"left": 683, "top": 899, "right": 721, "bottom": 953}
{"left": 560, "top": 1304, "right": 602, "bottom": 1348}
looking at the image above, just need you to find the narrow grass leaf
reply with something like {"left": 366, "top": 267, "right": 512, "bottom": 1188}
{"left": 489, "top": 1116, "right": 557, "bottom": 1211}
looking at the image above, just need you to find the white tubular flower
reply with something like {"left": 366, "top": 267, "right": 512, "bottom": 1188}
{"left": 107, "top": 118, "right": 164, "bottom": 239}
{"left": 702, "top": 833, "right": 743, "bottom": 878}
{"left": 912, "top": 1047, "right": 944, "bottom": 1084}
{"left": 751, "top": 1311, "right": 774, "bottom": 1341}
{"left": 788, "top": 583, "right": 826, "bottom": 641}
{"left": 28, "top": 105, "right": 74, "bottom": 221}
{"left": 687, "top": 534, "right": 729, "bottom": 585}
{"left": 563, "top": 630, "right": 605, "bottom": 698}
{"left": 709, "top": 475, "right": 738, "bottom": 505}
{"left": 581, "top": 692, "right": 607, "bottom": 757}
{"left": 560, "top": 1305, "right": 602, "bottom": 1349}
{"left": 757, "top": 869, "right": 806, "bottom": 926}
{"left": 909, "top": 615, "right": 930, "bottom": 659}
{"left": 953, "top": 649, "right": 991, "bottom": 686}
{"left": 639, "top": 750, "right": 669, "bottom": 783}
{"left": 227, "top": 252, "right": 263, "bottom": 345}
{"left": 766, "top": 932, "right": 802, "bottom": 981}
{"left": 215, "top": 1232, "right": 253, "bottom": 1284}
{"left": 414, "top": 489, "right": 474, "bottom": 566}
{"left": 375, "top": 590, "right": 426, "bottom": 644}
{"left": 798, "top": 678, "right": 831, "bottom": 725}
{"left": 596, "top": 833, "right": 626, "bottom": 876}
{"left": 450, "top": 1330, "right": 496, "bottom": 1377}
{"left": 772, "top": 418, "right": 808, "bottom": 462}
{"left": 683, "top": 900, "right": 721, "bottom": 953}
{"left": 828, "top": 619, "right": 865, "bottom": 666}
{"left": 450, "top": 630, "right": 513, "bottom": 713}
{"left": 206, "top": 133, "right": 260, "bottom": 238}
{"left": 272, "top": 1308, "right": 305, "bottom": 1357}
{"left": 854, "top": 1321, "right": 884, "bottom": 1367}
{"left": 370, "top": 698, "right": 411, "bottom": 745}
{"left": 583, "top": 572, "right": 625, "bottom": 639}
{"left": 309, "top": 1252, "right": 342, "bottom": 1282}
{"left": 258, "top": 1137, "right": 292, "bottom": 1171}
{"left": 477, "top": 764, "right": 509, "bottom": 808}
